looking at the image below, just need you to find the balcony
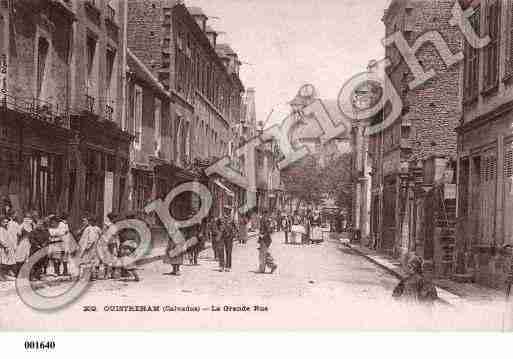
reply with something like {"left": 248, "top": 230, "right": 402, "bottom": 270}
{"left": 104, "top": 103, "right": 114, "bottom": 121}
{"left": 85, "top": 94, "right": 95, "bottom": 113}
{"left": 0, "top": 91, "right": 70, "bottom": 129}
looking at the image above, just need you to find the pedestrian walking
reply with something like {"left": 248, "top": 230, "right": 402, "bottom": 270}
{"left": 164, "top": 227, "right": 185, "bottom": 276}
{"left": 238, "top": 215, "right": 248, "bottom": 244}
{"left": 257, "top": 211, "right": 277, "bottom": 274}
{"left": 281, "top": 215, "right": 291, "bottom": 244}
{"left": 216, "top": 210, "right": 237, "bottom": 272}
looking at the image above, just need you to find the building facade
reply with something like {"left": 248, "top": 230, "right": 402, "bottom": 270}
{"left": 368, "top": 0, "right": 463, "bottom": 269}
{"left": 126, "top": 0, "right": 245, "bottom": 218}
{"left": 0, "top": 0, "right": 132, "bottom": 227}
{"left": 455, "top": 0, "right": 513, "bottom": 288}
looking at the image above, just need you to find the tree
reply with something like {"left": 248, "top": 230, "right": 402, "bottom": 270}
{"left": 281, "top": 155, "right": 325, "bottom": 211}
{"left": 320, "top": 153, "right": 353, "bottom": 211}
{"left": 281, "top": 152, "right": 353, "bottom": 213}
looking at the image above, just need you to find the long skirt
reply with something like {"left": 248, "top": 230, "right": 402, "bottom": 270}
{"left": 15, "top": 237, "right": 31, "bottom": 263}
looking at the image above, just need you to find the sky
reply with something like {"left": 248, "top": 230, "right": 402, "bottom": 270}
{"left": 185, "top": 0, "right": 389, "bottom": 126}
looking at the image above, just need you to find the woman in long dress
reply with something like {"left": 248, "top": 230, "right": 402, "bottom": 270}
{"left": 290, "top": 212, "right": 305, "bottom": 245}
{"left": 310, "top": 211, "right": 323, "bottom": 244}
{"left": 14, "top": 214, "right": 34, "bottom": 275}
{"left": 0, "top": 215, "right": 18, "bottom": 279}
{"left": 238, "top": 215, "right": 248, "bottom": 244}
{"left": 78, "top": 216, "right": 102, "bottom": 280}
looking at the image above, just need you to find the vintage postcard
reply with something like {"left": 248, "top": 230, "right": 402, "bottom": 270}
{"left": 0, "top": 0, "right": 512, "bottom": 334}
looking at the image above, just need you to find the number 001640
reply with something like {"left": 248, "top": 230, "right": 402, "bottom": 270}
{"left": 24, "top": 341, "right": 55, "bottom": 350}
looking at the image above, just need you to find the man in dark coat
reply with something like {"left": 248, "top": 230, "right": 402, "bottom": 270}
{"left": 257, "top": 211, "right": 277, "bottom": 274}
{"left": 29, "top": 219, "right": 51, "bottom": 281}
{"left": 216, "top": 209, "right": 237, "bottom": 272}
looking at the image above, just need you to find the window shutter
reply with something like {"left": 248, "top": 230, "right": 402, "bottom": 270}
{"left": 506, "top": 0, "right": 513, "bottom": 79}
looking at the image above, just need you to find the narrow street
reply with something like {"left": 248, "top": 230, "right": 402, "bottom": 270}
{"left": 0, "top": 232, "right": 508, "bottom": 330}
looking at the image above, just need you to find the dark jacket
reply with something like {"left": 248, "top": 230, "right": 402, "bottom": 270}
{"left": 258, "top": 217, "right": 272, "bottom": 248}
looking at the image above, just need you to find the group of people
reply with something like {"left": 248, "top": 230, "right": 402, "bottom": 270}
{"left": 0, "top": 207, "right": 141, "bottom": 283}
{"left": 274, "top": 210, "right": 325, "bottom": 245}
{"left": 162, "top": 208, "right": 278, "bottom": 276}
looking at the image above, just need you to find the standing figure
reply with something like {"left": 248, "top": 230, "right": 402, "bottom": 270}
{"left": 164, "top": 228, "right": 185, "bottom": 276}
{"left": 257, "top": 211, "right": 277, "bottom": 274}
{"left": 117, "top": 229, "right": 140, "bottom": 282}
{"left": 281, "top": 215, "right": 291, "bottom": 244}
{"left": 102, "top": 213, "right": 120, "bottom": 279}
{"left": 14, "top": 213, "right": 34, "bottom": 276}
{"left": 238, "top": 215, "right": 248, "bottom": 244}
{"left": 47, "top": 215, "right": 69, "bottom": 277}
{"left": 310, "top": 211, "right": 323, "bottom": 244}
{"left": 78, "top": 216, "right": 102, "bottom": 281}
{"left": 216, "top": 210, "right": 237, "bottom": 272}
{"left": 0, "top": 213, "right": 18, "bottom": 279}
{"left": 28, "top": 218, "right": 51, "bottom": 281}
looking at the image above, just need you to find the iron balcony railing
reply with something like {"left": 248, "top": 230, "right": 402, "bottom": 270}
{"left": 85, "top": 94, "right": 95, "bottom": 113}
{"left": 0, "top": 90, "right": 70, "bottom": 129}
{"left": 105, "top": 103, "right": 114, "bottom": 121}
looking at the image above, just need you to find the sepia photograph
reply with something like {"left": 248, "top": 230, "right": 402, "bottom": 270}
{"left": 0, "top": 0, "right": 513, "bottom": 342}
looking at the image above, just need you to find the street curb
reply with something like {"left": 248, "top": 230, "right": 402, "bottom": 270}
{"left": 340, "top": 240, "right": 461, "bottom": 306}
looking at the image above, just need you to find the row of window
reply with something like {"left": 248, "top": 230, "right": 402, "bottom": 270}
{"left": 173, "top": 21, "right": 236, "bottom": 120}
{"left": 128, "top": 84, "right": 229, "bottom": 164}
{"left": 463, "top": 0, "right": 505, "bottom": 103}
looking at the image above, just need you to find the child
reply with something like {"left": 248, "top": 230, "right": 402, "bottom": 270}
{"left": 78, "top": 216, "right": 102, "bottom": 281}
{"left": 118, "top": 238, "right": 140, "bottom": 282}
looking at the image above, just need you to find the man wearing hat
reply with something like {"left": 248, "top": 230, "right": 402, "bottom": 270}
{"left": 215, "top": 207, "right": 237, "bottom": 272}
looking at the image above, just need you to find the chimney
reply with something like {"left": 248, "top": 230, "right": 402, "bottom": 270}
{"left": 205, "top": 25, "right": 218, "bottom": 48}
{"left": 187, "top": 6, "right": 207, "bottom": 32}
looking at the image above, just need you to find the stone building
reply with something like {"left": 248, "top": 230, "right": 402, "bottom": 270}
{"left": 126, "top": 49, "right": 196, "bottom": 218}
{"left": 0, "top": 0, "right": 132, "bottom": 227}
{"left": 455, "top": 0, "right": 513, "bottom": 288}
{"left": 126, "top": 1, "right": 245, "bottom": 218}
{"left": 368, "top": 0, "right": 463, "bottom": 269}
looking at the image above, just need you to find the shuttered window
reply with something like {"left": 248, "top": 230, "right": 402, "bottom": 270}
{"left": 505, "top": 0, "right": 513, "bottom": 80}
{"left": 463, "top": 7, "right": 480, "bottom": 102}
{"left": 483, "top": 0, "right": 501, "bottom": 91}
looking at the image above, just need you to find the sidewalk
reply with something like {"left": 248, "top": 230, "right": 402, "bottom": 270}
{"left": 339, "top": 236, "right": 504, "bottom": 305}
{"left": 0, "top": 231, "right": 260, "bottom": 297}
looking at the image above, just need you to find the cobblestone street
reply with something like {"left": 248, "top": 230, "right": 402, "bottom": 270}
{"left": 0, "top": 232, "right": 510, "bottom": 330}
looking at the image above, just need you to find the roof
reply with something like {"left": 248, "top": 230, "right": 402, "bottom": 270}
{"left": 127, "top": 49, "right": 170, "bottom": 98}
{"left": 290, "top": 99, "right": 351, "bottom": 143}
{"left": 215, "top": 43, "right": 236, "bottom": 56}
{"left": 187, "top": 6, "right": 207, "bottom": 17}
{"left": 205, "top": 25, "right": 217, "bottom": 34}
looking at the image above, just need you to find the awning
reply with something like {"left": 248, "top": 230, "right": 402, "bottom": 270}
{"left": 213, "top": 179, "right": 235, "bottom": 197}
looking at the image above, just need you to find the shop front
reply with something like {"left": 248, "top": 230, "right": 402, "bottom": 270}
{"left": 0, "top": 104, "right": 72, "bottom": 218}
{"left": 68, "top": 114, "right": 131, "bottom": 227}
